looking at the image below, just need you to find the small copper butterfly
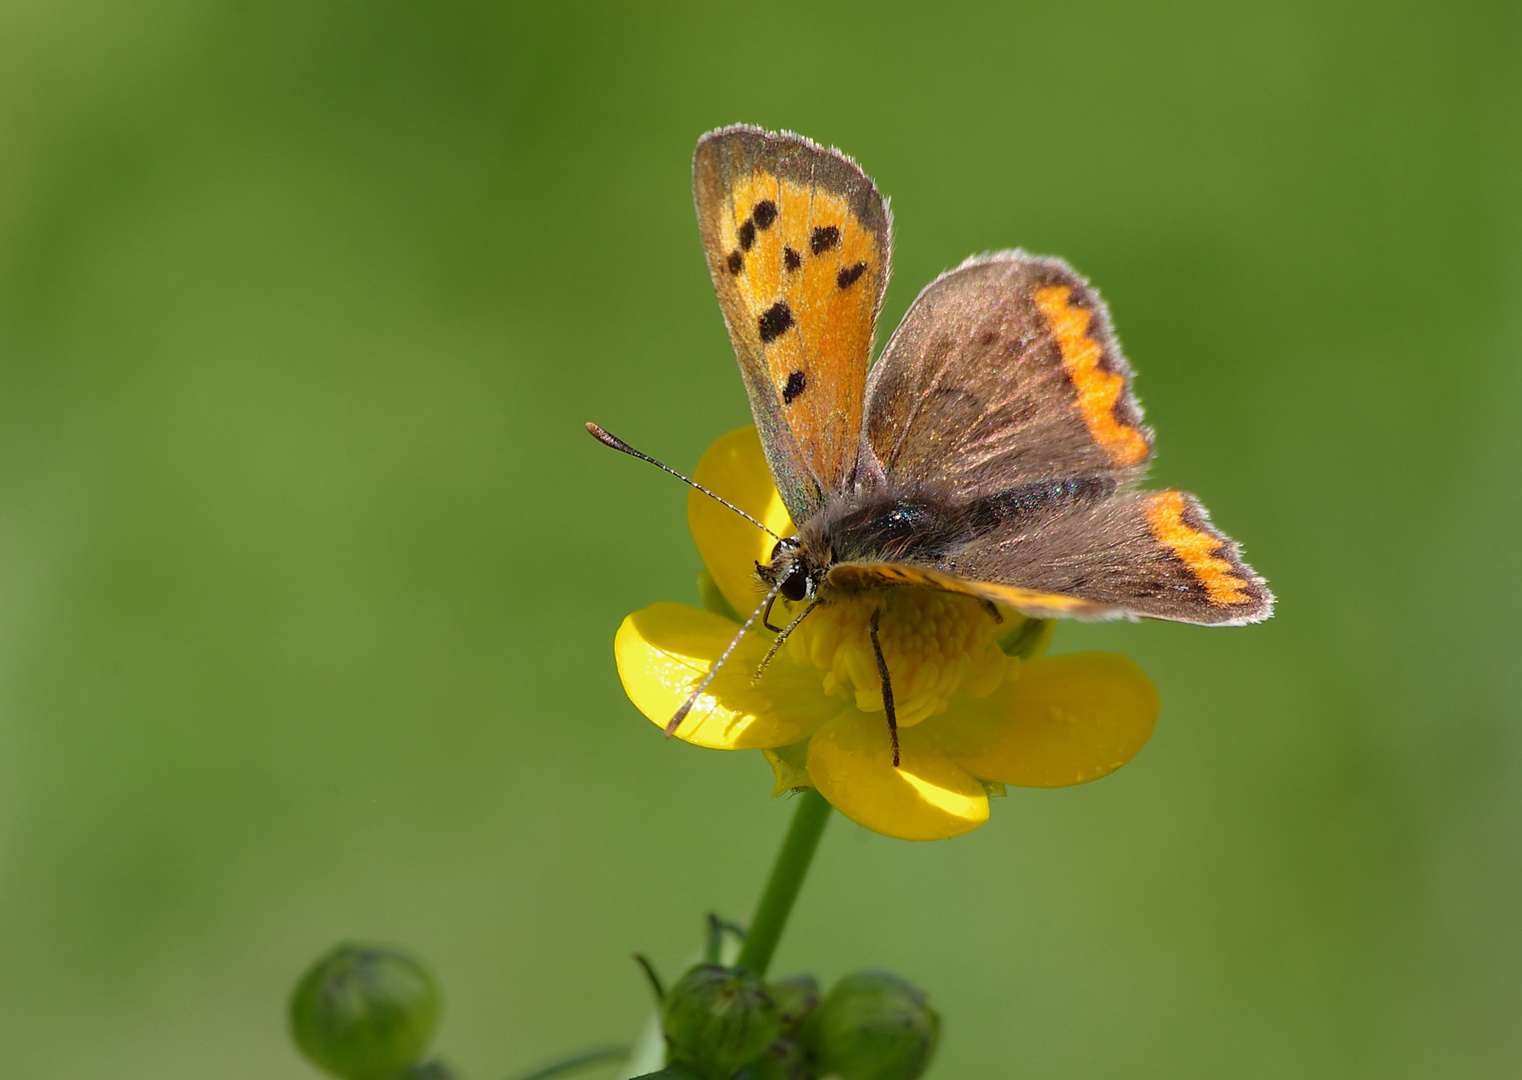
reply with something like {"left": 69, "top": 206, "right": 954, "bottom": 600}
{"left": 593, "top": 124, "right": 1271, "bottom": 761}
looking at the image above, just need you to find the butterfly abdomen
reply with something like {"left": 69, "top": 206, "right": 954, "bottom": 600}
{"left": 809, "top": 476, "right": 1113, "bottom": 570}
{"left": 964, "top": 476, "right": 1114, "bottom": 531}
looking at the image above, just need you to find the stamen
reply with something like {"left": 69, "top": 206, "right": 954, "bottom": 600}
{"left": 787, "top": 589, "right": 1007, "bottom": 728}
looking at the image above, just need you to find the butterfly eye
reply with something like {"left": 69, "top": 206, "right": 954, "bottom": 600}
{"left": 780, "top": 567, "right": 809, "bottom": 603}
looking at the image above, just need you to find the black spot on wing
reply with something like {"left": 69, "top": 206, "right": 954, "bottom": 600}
{"left": 727, "top": 250, "right": 743, "bottom": 275}
{"left": 752, "top": 200, "right": 778, "bottom": 229}
{"left": 782, "top": 370, "right": 806, "bottom": 404}
{"left": 810, "top": 226, "right": 840, "bottom": 254}
{"left": 758, "top": 301, "right": 794, "bottom": 344}
{"left": 784, "top": 247, "right": 802, "bottom": 272}
{"left": 837, "top": 262, "right": 866, "bottom": 289}
{"left": 739, "top": 220, "right": 756, "bottom": 251}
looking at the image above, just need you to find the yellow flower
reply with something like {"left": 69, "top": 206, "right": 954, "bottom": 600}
{"left": 615, "top": 427, "right": 1161, "bottom": 842}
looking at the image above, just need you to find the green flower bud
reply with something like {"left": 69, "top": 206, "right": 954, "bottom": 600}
{"left": 632, "top": 1066, "right": 703, "bottom": 1080}
{"left": 736, "top": 975, "right": 822, "bottom": 1080}
{"left": 661, "top": 963, "right": 781, "bottom": 1078}
{"left": 808, "top": 970, "right": 939, "bottom": 1080}
{"left": 742, "top": 1036, "right": 810, "bottom": 1080}
{"left": 289, "top": 943, "right": 442, "bottom": 1080}
{"left": 766, "top": 975, "right": 820, "bottom": 1033}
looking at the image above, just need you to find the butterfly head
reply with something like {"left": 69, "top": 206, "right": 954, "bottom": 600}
{"left": 757, "top": 537, "right": 820, "bottom": 602}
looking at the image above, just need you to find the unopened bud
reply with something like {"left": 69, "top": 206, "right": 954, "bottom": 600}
{"left": 632, "top": 1065, "right": 703, "bottom": 1080}
{"left": 661, "top": 963, "right": 781, "bottom": 1078}
{"left": 743, "top": 1037, "right": 810, "bottom": 1080}
{"left": 767, "top": 975, "right": 820, "bottom": 1032}
{"left": 289, "top": 943, "right": 441, "bottom": 1080}
{"left": 808, "top": 970, "right": 939, "bottom": 1080}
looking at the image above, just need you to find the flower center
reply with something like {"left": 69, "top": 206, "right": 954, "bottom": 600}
{"left": 786, "top": 589, "right": 1009, "bottom": 727}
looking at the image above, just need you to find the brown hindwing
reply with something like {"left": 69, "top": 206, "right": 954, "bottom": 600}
{"left": 940, "top": 489, "right": 1273, "bottom": 625}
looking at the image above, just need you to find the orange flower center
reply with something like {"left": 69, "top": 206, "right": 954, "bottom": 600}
{"left": 785, "top": 590, "right": 1009, "bottom": 727}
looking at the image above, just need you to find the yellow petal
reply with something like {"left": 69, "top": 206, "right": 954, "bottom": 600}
{"left": 806, "top": 710, "right": 989, "bottom": 841}
{"left": 688, "top": 427, "right": 796, "bottom": 619}
{"left": 933, "top": 653, "right": 1159, "bottom": 788}
{"left": 615, "top": 602, "right": 838, "bottom": 750}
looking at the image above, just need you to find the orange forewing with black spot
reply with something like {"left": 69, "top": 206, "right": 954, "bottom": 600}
{"left": 695, "top": 126, "right": 890, "bottom": 522}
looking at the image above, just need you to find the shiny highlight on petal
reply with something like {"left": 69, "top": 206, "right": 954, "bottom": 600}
{"left": 807, "top": 711, "right": 988, "bottom": 841}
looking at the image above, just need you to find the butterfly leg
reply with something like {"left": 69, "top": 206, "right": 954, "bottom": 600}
{"left": 867, "top": 608, "right": 901, "bottom": 768}
{"left": 761, "top": 590, "right": 784, "bottom": 633}
{"left": 753, "top": 598, "right": 822, "bottom": 684}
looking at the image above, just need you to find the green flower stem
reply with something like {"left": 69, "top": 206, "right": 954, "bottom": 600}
{"left": 735, "top": 788, "right": 832, "bottom": 977}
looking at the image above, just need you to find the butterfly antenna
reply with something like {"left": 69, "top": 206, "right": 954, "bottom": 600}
{"left": 665, "top": 581, "right": 784, "bottom": 737}
{"left": 586, "top": 423, "right": 781, "bottom": 541}
{"left": 753, "top": 599, "right": 822, "bottom": 683}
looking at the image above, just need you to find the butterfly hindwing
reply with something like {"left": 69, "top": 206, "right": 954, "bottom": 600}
{"left": 829, "top": 490, "right": 1269, "bottom": 625}
{"left": 939, "top": 489, "right": 1272, "bottom": 625}
{"left": 859, "top": 251, "right": 1151, "bottom": 497}
{"left": 694, "top": 125, "right": 891, "bottom": 522}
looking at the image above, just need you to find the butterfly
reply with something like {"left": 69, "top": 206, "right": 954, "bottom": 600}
{"left": 594, "top": 124, "right": 1271, "bottom": 763}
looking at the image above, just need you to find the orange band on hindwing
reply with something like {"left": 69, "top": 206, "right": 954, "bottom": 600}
{"left": 1145, "top": 492, "right": 1252, "bottom": 605}
{"left": 1034, "top": 285, "right": 1149, "bottom": 466}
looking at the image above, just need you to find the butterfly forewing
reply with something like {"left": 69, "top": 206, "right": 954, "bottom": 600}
{"left": 695, "top": 125, "right": 891, "bottom": 522}
{"left": 860, "top": 252, "right": 1151, "bottom": 497}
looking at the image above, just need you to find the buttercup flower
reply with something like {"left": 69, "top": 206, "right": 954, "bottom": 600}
{"left": 615, "top": 428, "right": 1160, "bottom": 841}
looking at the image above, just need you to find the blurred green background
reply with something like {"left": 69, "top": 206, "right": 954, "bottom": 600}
{"left": 1, "top": 1, "right": 1518, "bottom": 1077}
